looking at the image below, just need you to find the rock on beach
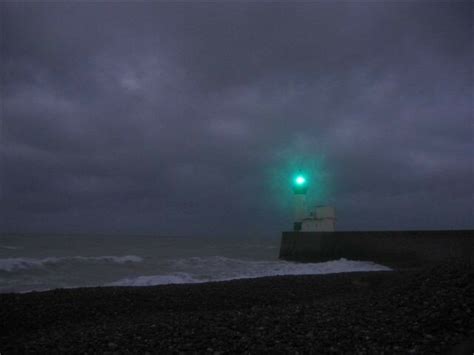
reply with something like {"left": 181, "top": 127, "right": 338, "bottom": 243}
{"left": 0, "top": 261, "right": 472, "bottom": 354}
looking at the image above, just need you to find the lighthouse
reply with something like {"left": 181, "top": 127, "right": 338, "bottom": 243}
{"left": 291, "top": 172, "right": 336, "bottom": 232}
{"left": 292, "top": 173, "right": 308, "bottom": 231}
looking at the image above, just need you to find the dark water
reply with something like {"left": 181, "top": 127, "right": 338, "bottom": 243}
{"left": 0, "top": 234, "right": 390, "bottom": 293}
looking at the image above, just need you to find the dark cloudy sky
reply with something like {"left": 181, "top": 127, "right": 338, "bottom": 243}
{"left": 1, "top": 2, "right": 472, "bottom": 236}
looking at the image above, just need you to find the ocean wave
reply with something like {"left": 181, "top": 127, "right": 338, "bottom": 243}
{"left": 0, "top": 245, "right": 20, "bottom": 250}
{"left": 108, "top": 257, "right": 391, "bottom": 287}
{"left": 0, "top": 255, "right": 143, "bottom": 272}
{"left": 108, "top": 272, "right": 199, "bottom": 286}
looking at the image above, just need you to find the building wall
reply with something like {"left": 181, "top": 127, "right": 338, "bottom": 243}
{"left": 301, "top": 218, "right": 336, "bottom": 232}
{"left": 316, "top": 219, "right": 336, "bottom": 232}
{"left": 315, "top": 206, "right": 335, "bottom": 219}
{"left": 293, "top": 194, "right": 307, "bottom": 222}
{"left": 301, "top": 219, "right": 318, "bottom": 232}
{"left": 279, "top": 230, "right": 474, "bottom": 268}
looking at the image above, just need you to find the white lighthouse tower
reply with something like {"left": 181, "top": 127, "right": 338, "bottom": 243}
{"left": 292, "top": 174, "right": 308, "bottom": 231}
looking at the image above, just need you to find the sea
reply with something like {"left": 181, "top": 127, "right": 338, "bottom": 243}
{"left": 0, "top": 234, "right": 391, "bottom": 293}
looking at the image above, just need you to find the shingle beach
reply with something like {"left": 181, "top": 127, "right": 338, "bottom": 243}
{"left": 1, "top": 261, "right": 472, "bottom": 354}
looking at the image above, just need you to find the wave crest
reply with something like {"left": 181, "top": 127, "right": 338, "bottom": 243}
{"left": 108, "top": 257, "right": 391, "bottom": 287}
{"left": 0, "top": 245, "right": 20, "bottom": 250}
{"left": 0, "top": 255, "right": 143, "bottom": 272}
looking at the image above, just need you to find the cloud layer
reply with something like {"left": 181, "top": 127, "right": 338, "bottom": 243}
{"left": 1, "top": 2, "right": 472, "bottom": 235}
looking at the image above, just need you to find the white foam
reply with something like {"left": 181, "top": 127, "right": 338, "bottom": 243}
{"left": 108, "top": 257, "right": 391, "bottom": 287}
{"left": 0, "top": 255, "right": 143, "bottom": 272}
{"left": 108, "top": 273, "right": 199, "bottom": 286}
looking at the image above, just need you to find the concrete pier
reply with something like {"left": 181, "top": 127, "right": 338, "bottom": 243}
{"left": 279, "top": 230, "right": 474, "bottom": 268}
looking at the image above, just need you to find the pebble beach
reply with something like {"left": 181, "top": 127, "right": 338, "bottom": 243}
{"left": 1, "top": 261, "right": 472, "bottom": 354}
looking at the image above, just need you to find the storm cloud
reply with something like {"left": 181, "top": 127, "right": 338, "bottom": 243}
{"left": 1, "top": 2, "right": 472, "bottom": 235}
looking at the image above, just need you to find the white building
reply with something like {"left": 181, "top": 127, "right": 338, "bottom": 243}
{"left": 300, "top": 206, "right": 336, "bottom": 232}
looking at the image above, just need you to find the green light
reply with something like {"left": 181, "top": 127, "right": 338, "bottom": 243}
{"left": 295, "top": 175, "right": 306, "bottom": 185}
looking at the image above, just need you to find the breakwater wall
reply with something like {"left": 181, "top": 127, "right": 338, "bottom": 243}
{"left": 279, "top": 230, "right": 474, "bottom": 268}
